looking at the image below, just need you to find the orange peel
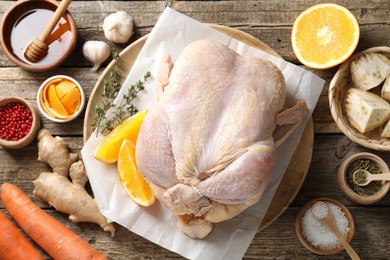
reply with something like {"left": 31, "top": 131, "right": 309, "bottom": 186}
{"left": 47, "top": 84, "right": 69, "bottom": 116}
{"left": 55, "top": 80, "right": 77, "bottom": 100}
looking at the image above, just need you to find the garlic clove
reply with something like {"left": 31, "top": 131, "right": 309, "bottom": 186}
{"left": 82, "top": 41, "right": 111, "bottom": 72}
{"left": 103, "top": 11, "right": 134, "bottom": 44}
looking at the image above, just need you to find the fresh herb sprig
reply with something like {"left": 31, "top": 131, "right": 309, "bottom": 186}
{"left": 92, "top": 51, "right": 150, "bottom": 136}
{"left": 108, "top": 71, "right": 151, "bottom": 130}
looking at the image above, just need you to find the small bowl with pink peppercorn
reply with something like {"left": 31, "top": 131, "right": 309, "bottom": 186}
{"left": 0, "top": 96, "right": 41, "bottom": 149}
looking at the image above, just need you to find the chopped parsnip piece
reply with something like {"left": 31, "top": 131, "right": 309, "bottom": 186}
{"left": 346, "top": 88, "right": 390, "bottom": 133}
{"left": 351, "top": 53, "right": 390, "bottom": 90}
{"left": 381, "top": 75, "right": 390, "bottom": 102}
{"left": 381, "top": 120, "right": 390, "bottom": 137}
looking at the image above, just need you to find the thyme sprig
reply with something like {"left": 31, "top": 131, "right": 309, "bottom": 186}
{"left": 92, "top": 51, "right": 150, "bottom": 136}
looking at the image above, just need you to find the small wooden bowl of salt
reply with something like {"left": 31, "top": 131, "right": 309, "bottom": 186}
{"left": 295, "top": 198, "right": 355, "bottom": 255}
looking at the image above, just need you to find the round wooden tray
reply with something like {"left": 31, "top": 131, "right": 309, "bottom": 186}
{"left": 83, "top": 24, "right": 313, "bottom": 231}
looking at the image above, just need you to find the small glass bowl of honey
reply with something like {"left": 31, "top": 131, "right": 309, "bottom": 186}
{"left": 0, "top": 0, "right": 77, "bottom": 72}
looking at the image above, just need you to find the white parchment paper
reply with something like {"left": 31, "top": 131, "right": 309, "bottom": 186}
{"left": 82, "top": 7, "right": 324, "bottom": 260}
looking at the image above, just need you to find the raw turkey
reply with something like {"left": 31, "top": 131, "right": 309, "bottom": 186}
{"left": 135, "top": 40, "right": 307, "bottom": 239}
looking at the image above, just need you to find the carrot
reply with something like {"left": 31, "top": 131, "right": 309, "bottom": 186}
{"left": 0, "top": 183, "right": 107, "bottom": 260}
{"left": 0, "top": 210, "right": 45, "bottom": 260}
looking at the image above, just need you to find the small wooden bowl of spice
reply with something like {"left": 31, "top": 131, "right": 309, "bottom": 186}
{"left": 0, "top": 96, "right": 41, "bottom": 149}
{"left": 37, "top": 75, "right": 85, "bottom": 123}
{"left": 295, "top": 198, "right": 355, "bottom": 255}
{"left": 338, "top": 152, "right": 390, "bottom": 205}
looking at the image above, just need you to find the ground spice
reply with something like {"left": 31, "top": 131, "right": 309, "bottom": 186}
{"left": 346, "top": 159, "right": 383, "bottom": 196}
{"left": 301, "top": 201, "right": 349, "bottom": 250}
{"left": 0, "top": 102, "right": 32, "bottom": 141}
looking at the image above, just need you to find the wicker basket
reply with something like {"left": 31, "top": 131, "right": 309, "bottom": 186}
{"left": 329, "top": 46, "right": 390, "bottom": 151}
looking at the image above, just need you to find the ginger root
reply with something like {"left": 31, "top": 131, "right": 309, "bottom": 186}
{"left": 35, "top": 129, "right": 115, "bottom": 236}
{"left": 37, "top": 129, "right": 78, "bottom": 176}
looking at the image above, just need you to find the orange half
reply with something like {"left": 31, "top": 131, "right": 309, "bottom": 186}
{"left": 291, "top": 3, "right": 360, "bottom": 69}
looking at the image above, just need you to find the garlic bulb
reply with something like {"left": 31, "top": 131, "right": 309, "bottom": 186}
{"left": 103, "top": 11, "right": 134, "bottom": 44}
{"left": 82, "top": 41, "right": 111, "bottom": 71}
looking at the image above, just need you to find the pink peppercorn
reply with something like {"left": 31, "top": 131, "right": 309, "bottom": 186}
{"left": 0, "top": 102, "right": 33, "bottom": 141}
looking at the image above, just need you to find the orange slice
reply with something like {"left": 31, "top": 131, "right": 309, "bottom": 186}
{"left": 118, "top": 139, "right": 155, "bottom": 206}
{"left": 94, "top": 110, "right": 147, "bottom": 164}
{"left": 291, "top": 3, "right": 360, "bottom": 69}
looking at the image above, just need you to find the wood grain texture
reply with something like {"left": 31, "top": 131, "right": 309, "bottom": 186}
{"left": 1, "top": 0, "right": 390, "bottom": 259}
{"left": 1, "top": 206, "right": 388, "bottom": 259}
{"left": 1, "top": 1, "right": 390, "bottom": 65}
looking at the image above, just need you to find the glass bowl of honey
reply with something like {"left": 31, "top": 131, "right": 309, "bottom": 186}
{"left": 0, "top": 0, "right": 77, "bottom": 72}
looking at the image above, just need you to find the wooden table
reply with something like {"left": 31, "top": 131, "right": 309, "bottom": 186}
{"left": 1, "top": 1, "right": 390, "bottom": 259}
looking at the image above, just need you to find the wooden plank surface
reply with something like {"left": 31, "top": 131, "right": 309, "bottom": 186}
{"left": 1, "top": 1, "right": 390, "bottom": 259}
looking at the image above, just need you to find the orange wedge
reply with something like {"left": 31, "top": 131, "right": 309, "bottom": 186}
{"left": 94, "top": 110, "right": 147, "bottom": 164}
{"left": 291, "top": 3, "right": 360, "bottom": 69}
{"left": 118, "top": 139, "right": 155, "bottom": 206}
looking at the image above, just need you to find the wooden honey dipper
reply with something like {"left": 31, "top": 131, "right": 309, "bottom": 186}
{"left": 24, "top": 0, "right": 72, "bottom": 63}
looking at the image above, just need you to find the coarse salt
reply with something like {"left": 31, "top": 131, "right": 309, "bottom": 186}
{"left": 311, "top": 201, "right": 328, "bottom": 219}
{"left": 301, "top": 201, "right": 350, "bottom": 250}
